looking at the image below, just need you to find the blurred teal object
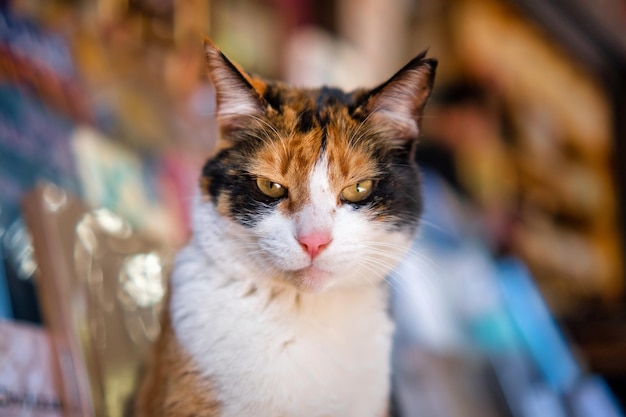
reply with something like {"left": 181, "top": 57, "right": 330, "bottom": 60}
{"left": 0, "top": 85, "right": 78, "bottom": 323}
{"left": 0, "top": 232, "right": 12, "bottom": 319}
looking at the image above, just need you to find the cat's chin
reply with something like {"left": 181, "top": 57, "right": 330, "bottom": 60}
{"left": 294, "top": 265, "right": 333, "bottom": 293}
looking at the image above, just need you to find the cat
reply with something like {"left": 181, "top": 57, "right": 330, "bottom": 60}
{"left": 134, "top": 38, "right": 436, "bottom": 417}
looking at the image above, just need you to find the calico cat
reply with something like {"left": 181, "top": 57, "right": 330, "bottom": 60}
{"left": 134, "top": 38, "right": 436, "bottom": 417}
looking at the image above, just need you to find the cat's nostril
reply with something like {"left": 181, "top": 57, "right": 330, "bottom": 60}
{"left": 298, "top": 232, "right": 332, "bottom": 259}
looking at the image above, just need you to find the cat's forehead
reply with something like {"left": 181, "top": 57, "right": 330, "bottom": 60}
{"left": 249, "top": 134, "right": 378, "bottom": 212}
{"left": 243, "top": 83, "right": 381, "bottom": 210}
{"left": 252, "top": 80, "right": 363, "bottom": 122}
{"left": 261, "top": 83, "right": 363, "bottom": 112}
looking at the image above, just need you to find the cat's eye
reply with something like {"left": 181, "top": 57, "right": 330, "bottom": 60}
{"left": 341, "top": 180, "right": 374, "bottom": 203}
{"left": 256, "top": 178, "right": 287, "bottom": 199}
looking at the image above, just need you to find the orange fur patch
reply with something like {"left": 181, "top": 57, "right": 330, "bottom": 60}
{"left": 246, "top": 108, "right": 382, "bottom": 213}
{"left": 134, "top": 305, "right": 221, "bottom": 417}
{"left": 248, "top": 128, "right": 321, "bottom": 212}
{"left": 325, "top": 119, "right": 383, "bottom": 192}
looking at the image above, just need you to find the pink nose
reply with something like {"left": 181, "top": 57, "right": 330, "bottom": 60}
{"left": 298, "top": 231, "right": 332, "bottom": 259}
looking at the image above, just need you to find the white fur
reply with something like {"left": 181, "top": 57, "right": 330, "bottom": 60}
{"left": 171, "top": 155, "right": 413, "bottom": 417}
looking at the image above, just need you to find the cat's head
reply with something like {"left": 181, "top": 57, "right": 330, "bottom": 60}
{"left": 197, "top": 39, "right": 436, "bottom": 292}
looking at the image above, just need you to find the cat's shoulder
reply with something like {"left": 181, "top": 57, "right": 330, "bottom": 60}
{"left": 133, "top": 310, "right": 222, "bottom": 417}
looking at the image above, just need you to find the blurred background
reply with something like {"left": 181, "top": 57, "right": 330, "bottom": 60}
{"left": 0, "top": 0, "right": 625, "bottom": 416}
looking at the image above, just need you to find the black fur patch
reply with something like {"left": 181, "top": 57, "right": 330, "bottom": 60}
{"left": 263, "top": 86, "right": 283, "bottom": 110}
{"left": 202, "top": 130, "right": 285, "bottom": 226}
{"left": 315, "top": 87, "right": 353, "bottom": 127}
{"left": 348, "top": 143, "right": 423, "bottom": 230}
{"left": 296, "top": 108, "right": 316, "bottom": 133}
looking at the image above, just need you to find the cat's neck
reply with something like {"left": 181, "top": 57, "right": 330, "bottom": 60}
{"left": 171, "top": 229, "right": 392, "bottom": 359}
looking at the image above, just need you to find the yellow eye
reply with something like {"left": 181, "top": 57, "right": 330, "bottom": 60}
{"left": 256, "top": 178, "right": 287, "bottom": 199}
{"left": 341, "top": 180, "right": 374, "bottom": 203}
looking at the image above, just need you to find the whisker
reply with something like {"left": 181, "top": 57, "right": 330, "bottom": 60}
{"left": 359, "top": 261, "right": 408, "bottom": 296}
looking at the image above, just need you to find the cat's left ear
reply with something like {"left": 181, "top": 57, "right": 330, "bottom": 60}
{"left": 358, "top": 51, "right": 437, "bottom": 138}
{"left": 204, "top": 37, "right": 267, "bottom": 127}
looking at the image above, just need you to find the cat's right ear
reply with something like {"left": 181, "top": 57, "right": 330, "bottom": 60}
{"left": 204, "top": 38, "right": 266, "bottom": 127}
{"left": 355, "top": 51, "right": 437, "bottom": 139}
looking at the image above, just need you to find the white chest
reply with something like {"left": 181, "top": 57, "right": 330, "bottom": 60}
{"left": 171, "top": 249, "right": 393, "bottom": 417}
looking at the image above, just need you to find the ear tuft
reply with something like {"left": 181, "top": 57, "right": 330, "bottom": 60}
{"left": 204, "top": 38, "right": 265, "bottom": 126}
{"left": 361, "top": 51, "right": 437, "bottom": 137}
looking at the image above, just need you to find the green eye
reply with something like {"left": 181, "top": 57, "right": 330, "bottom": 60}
{"left": 256, "top": 178, "right": 287, "bottom": 199}
{"left": 341, "top": 180, "right": 374, "bottom": 203}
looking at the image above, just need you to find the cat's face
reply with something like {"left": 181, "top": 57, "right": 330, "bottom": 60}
{"left": 198, "top": 39, "right": 436, "bottom": 292}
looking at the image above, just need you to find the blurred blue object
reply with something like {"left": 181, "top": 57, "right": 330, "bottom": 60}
{"left": 393, "top": 169, "right": 517, "bottom": 353}
{"left": 0, "top": 10, "right": 76, "bottom": 79}
{"left": 570, "top": 376, "right": 624, "bottom": 417}
{"left": 497, "top": 258, "right": 580, "bottom": 394}
{"left": 391, "top": 168, "right": 624, "bottom": 417}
